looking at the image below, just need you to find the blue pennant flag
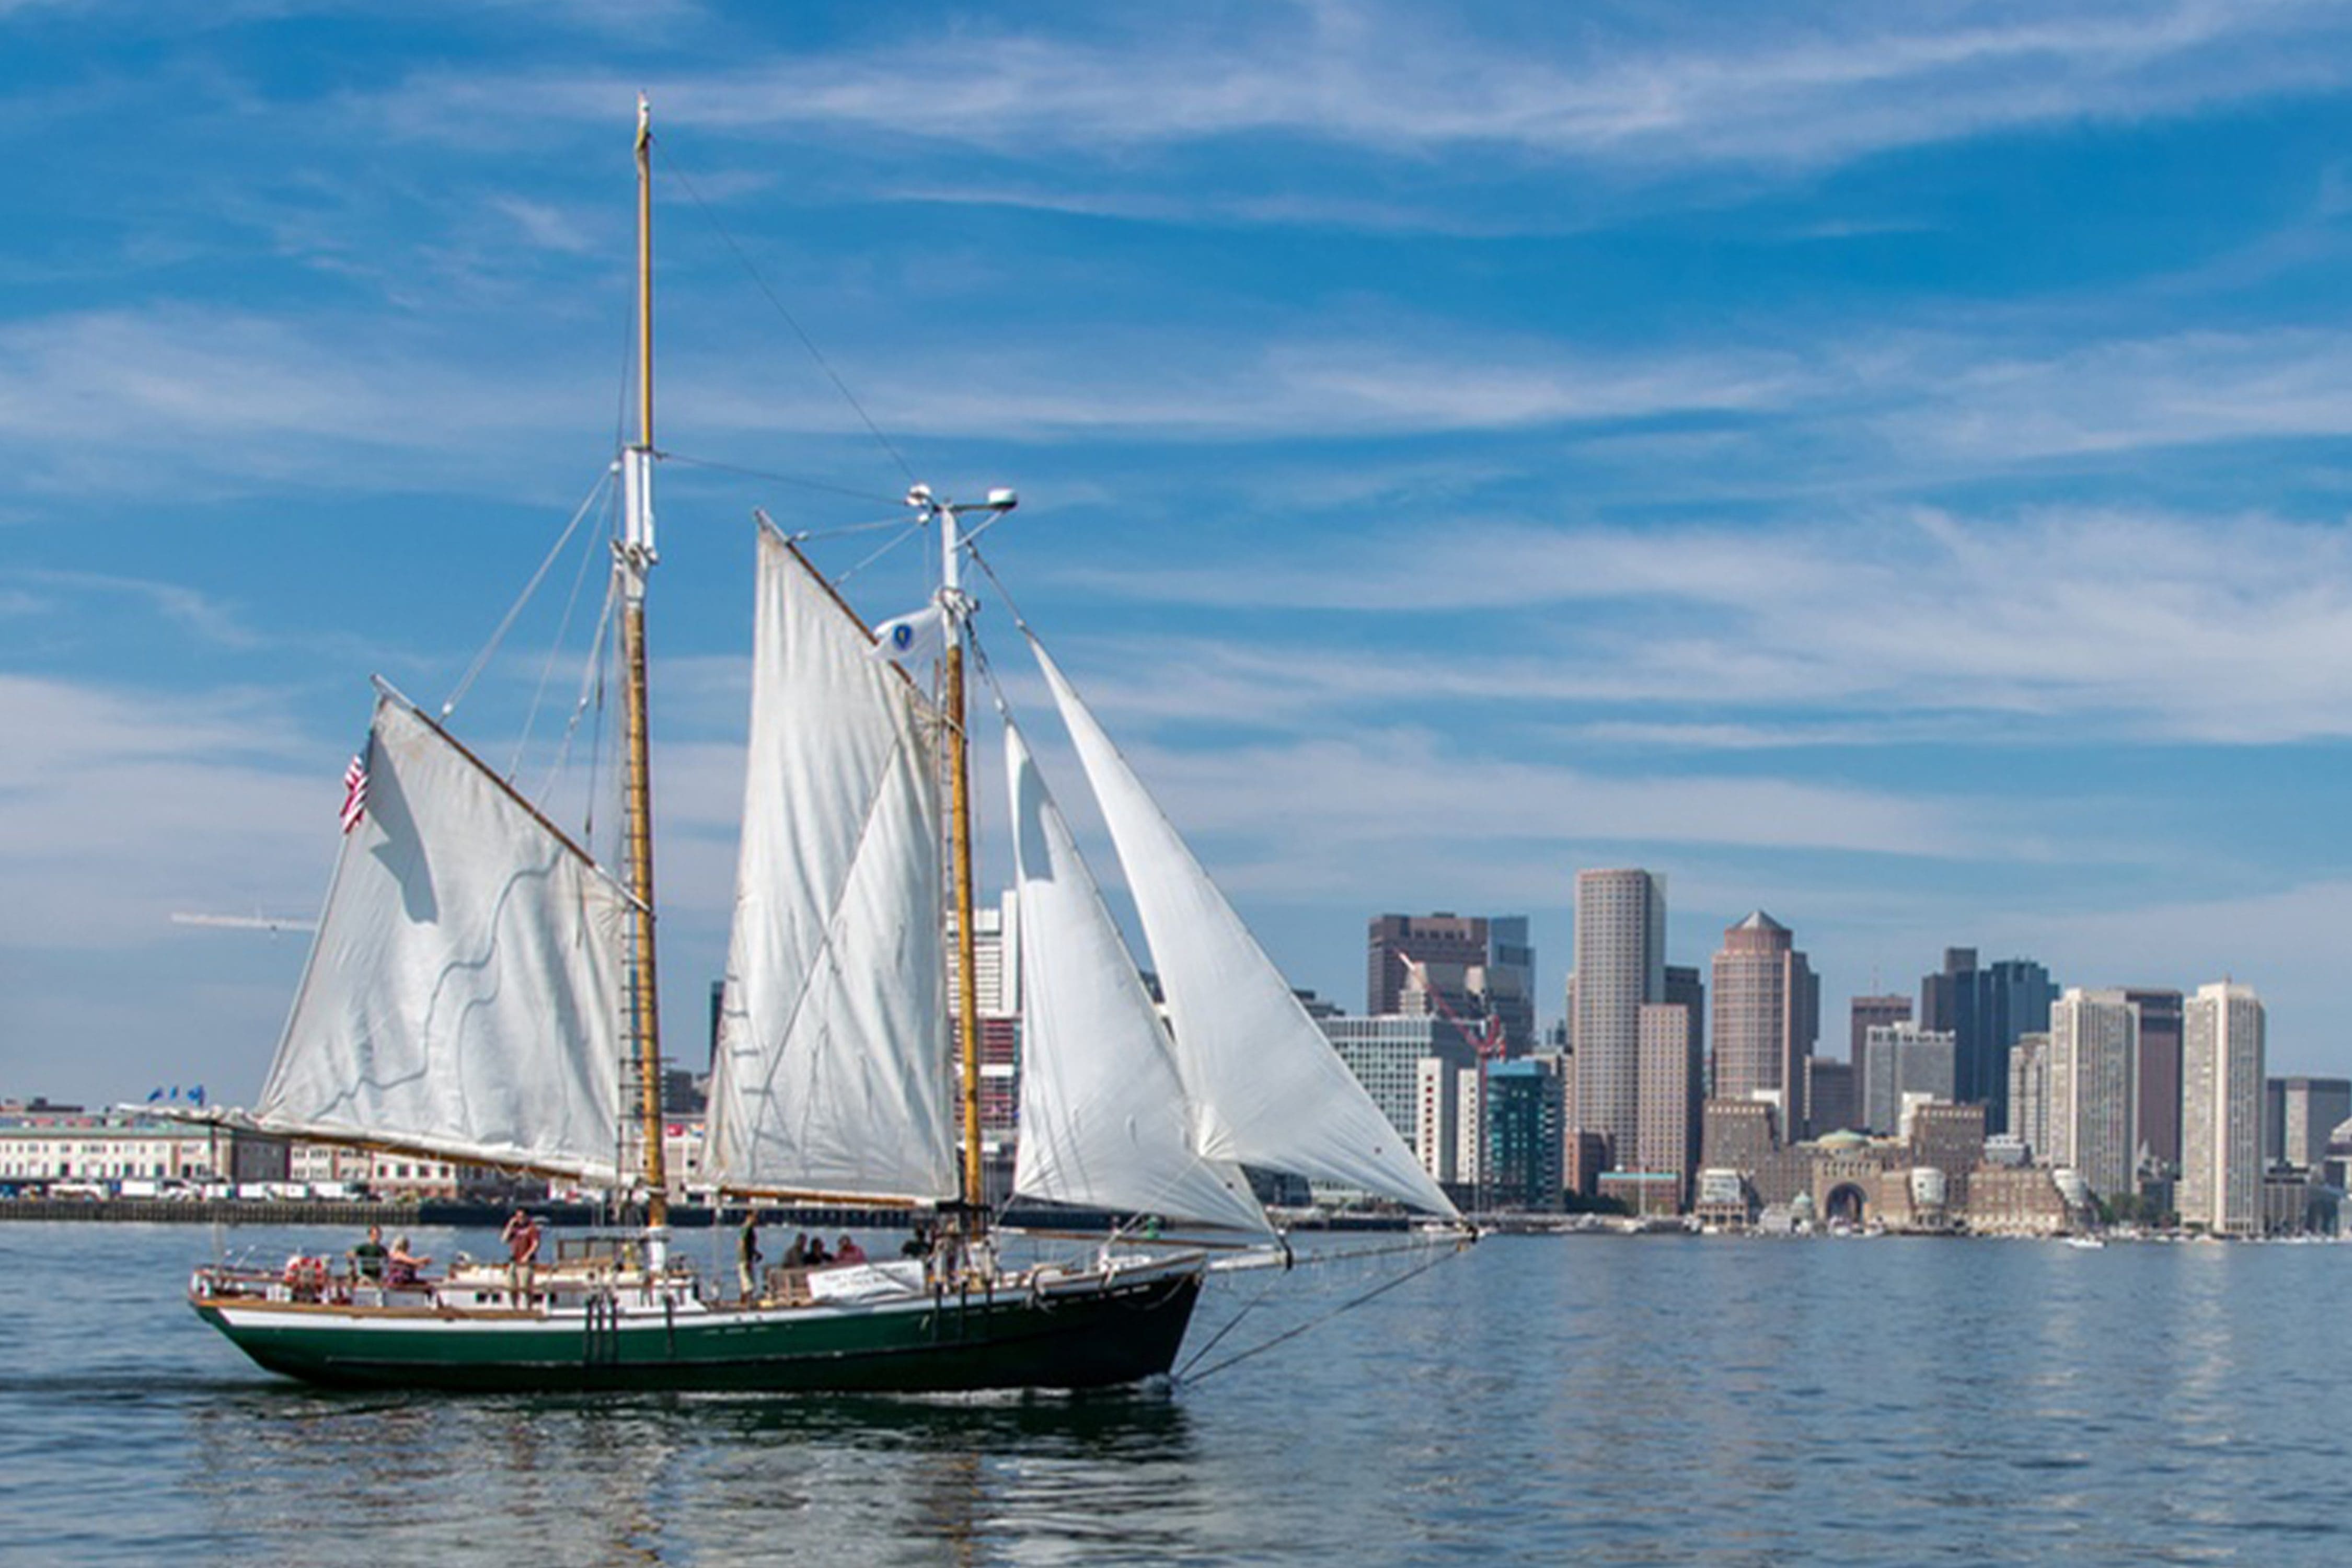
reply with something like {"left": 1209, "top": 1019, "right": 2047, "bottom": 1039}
{"left": 146, "top": 1087, "right": 164, "bottom": 1103}
{"left": 189, "top": 1085, "right": 206, "bottom": 1107}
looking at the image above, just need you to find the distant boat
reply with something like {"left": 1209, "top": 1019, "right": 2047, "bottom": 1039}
{"left": 2064, "top": 1235, "right": 2106, "bottom": 1249}
{"left": 183, "top": 100, "right": 1461, "bottom": 1393}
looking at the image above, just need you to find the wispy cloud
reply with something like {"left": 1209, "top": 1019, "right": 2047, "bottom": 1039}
{"left": 367, "top": 2, "right": 2352, "bottom": 181}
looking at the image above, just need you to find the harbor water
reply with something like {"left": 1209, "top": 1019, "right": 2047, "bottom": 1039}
{"left": 3, "top": 1223, "right": 2345, "bottom": 1565}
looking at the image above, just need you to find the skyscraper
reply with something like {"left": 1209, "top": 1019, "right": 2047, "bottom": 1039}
{"left": 2182, "top": 982, "right": 2265, "bottom": 1236}
{"left": 1920, "top": 949, "right": 2056, "bottom": 1131}
{"left": 2008, "top": 1031, "right": 2051, "bottom": 1160}
{"left": 2124, "top": 987, "right": 2184, "bottom": 1170}
{"left": 1572, "top": 868, "right": 1666, "bottom": 1171}
{"left": 1638, "top": 1001, "right": 1698, "bottom": 1205}
{"left": 1710, "top": 912, "right": 1818, "bottom": 1138}
{"left": 2047, "top": 989, "right": 2138, "bottom": 1203}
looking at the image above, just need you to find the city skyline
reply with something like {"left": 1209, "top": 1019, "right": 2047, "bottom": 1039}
{"left": 12, "top": 4, "right": 2352, "bottom": 1105}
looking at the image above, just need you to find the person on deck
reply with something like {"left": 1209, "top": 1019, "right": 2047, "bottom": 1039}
{"left": 782, "top": 1232, "right": 808, "bottom": 1270}
{"left": 386, "top": 1235, "right": 431, "bottom": 1287}
{"left": 835, "top": 1234, "right": 867, "bottom": 1264}
{"left": 501, "top": 1209, "right": 541, "bottom": 1302}
{"left": 805, "top": 1236, "right": 832, "bottom": 1267}
{"left": 737, "top": 1212, "right": 764, "bottom": 1298}
{"left": 350, "top": 1224, "right": 387, "bottom": 1282}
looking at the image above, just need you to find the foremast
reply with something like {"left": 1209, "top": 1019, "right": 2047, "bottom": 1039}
{"left": 621, "top": 95, "right": 667, "bottom": 1239}
{"left": 909, "top": 485, "right": 1017, "bottom": 1216}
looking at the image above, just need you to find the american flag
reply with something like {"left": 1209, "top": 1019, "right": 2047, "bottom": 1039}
{"left": 339, "top": 751, "right": 368, "bottom": 834}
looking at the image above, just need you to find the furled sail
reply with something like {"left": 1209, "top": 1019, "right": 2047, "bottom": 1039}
{"left": 1006, "top": 721, "right": 1270, "bottom": 1233}
{"left": 256, "top": 691, "right": 628, "bottom": 1180}
{"left": 1030, "top": 639, "right": 1459, "bottom": 1218}
{"left": 704, "top": 526, "right": 955, "bottom": 1201}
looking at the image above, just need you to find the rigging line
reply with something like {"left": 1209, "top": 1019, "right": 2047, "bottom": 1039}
{"left": 539, "top": 569, "right": 621, "bottom": 807}
{"left": 834, "top": 517, "right": 928, "bottom": 589}
{"left": 1172, "top": 1256, "right": 1292, "bottom": 1378}
{"left": 660, "top": 451, "right": 902, "bottom": 506}
{"left": 513, "top": 477, "right": 615, "bottom": 781}
{"left": 657, "top": 146, "right": 917, "bottom": 483}
{"left": 443, "top": 471, "right": 615, "bottom": 719}
{"left": 1176, "top": 1244, "right": 1465, "bottom": 1390}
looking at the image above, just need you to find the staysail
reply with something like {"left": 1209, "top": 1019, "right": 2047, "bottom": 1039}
{"left": 1005, "top": 721, "right": 1269, "bottom": 1232}
{"left": 704, "top": 526, "right": 955, "bottom": 1201}
{"left": 256, "top": 691, "right": 628, "bottom": 1180}
{"left": 1031, "top": 639, "right": 1460, "bottom": 1219}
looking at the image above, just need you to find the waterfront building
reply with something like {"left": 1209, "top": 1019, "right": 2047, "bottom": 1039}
{"left": 1563, "top": 1128, "right": 1609, "bottom": 1200}
{"left": 1710, "top": 912, "right": 1819, "bottom": 1144}
{"left": 2047, "top": 989, "right": 2138, "bottom": 1203}
{"left": 2008, "top": 1031, "right": 2051, "bottom": 1160}
{"left": 2182, "top": 982, "right": 2265, "bottom": 1236}
{"left": 1920, "top": 949, "right": 2056, "bottom": 1132}
{"left": 1598, "top": 1170, "right": 1681, "bottom": 1217}
{"left": 1909, "top": 1102, "right": 1987, "bottom": 1204}
{"left": 1806, "top": 1057, "right": 1857, "bottom": 1138}
{"left": 1480, "top": 1058, "right": 1565, "bottom": 1209}
{"left": 1636, "top": 1002, "right": 1699, "bottom": 1206}
{"left": 1416, "top": 1057, "right": 1465, "bottom": 1191}
{"left": 1860, "top": 1024, "right": 1955, "bottom": 1134}
{"left": 1321, "top": 1014, "right": 1480, "bottom": 1157}
{"left": 1572, "top": 868, "right": 1666, "bottom": 1171}
{"left": 1964, "top": 1165, "right": 2073, "bottom": 1236}
{"left": 2274, "top": 1076, "right": 2351, "bottom": 1171}
{"left": 2125, "top": 988, "right": 2184, "bottom": 1169}
{"left": 0, "top": 1109, "right": 288, "bottom": 1190}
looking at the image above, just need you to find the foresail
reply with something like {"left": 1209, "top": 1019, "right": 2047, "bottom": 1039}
{"left": 1006, "top": 722, "right": 1269, "bottom": 1233}
{"left": 257, "top": 693, "right": 627, "bottom": 1181}
{"left": 1032, "top": 640, "right": 1460, "bottom": 1220}
{"left": 704, "top": 527, "right": 955, "bottom": 1202}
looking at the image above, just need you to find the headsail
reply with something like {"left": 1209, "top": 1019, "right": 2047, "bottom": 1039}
{"left": 256, "top": 691, "right": 628, "bottom": 1181}
{"left": 1030, "top": 639, "right": 1461, "bottom": 1219}
{"left": 1006, "top": 721, "right": 1269, "bottom": 1233}
{"left": 704, "top": 525, "right": 955, "bottom": 1201}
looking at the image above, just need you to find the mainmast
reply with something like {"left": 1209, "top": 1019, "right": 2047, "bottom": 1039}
{"left": 622, "top": 96, "right": 667, "bottom": 1237}
{"left": 911, "top": 485, "right": 1017, "bottom": 1214}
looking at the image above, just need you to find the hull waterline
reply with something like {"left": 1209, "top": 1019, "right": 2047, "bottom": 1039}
{"left": 192, "top": 1262, "right": 1203, "bottom": 1394}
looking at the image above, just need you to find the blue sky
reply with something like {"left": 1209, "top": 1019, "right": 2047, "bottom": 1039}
{"left": 8, "top": 1, "right": 2352, "bottom": 1107}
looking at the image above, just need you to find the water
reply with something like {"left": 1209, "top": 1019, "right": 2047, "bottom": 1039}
{"left": 2, "top": 1224, "right": 2344, "bottom": 1565}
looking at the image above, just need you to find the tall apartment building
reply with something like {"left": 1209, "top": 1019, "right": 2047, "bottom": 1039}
{"left": 2275, "top": 1076, "right": 2352, "bottom": 1170}
{"left": 1572, "top": 869, "right": 1666, "bottom": 1171}
{"left": 2008, "top": 1031, "right": 2051, "bottom": 1160}
{"left": 1665, "top": 964, "right": 1706, "bottom": 1093}
{"left": 2182, "top": 982, "right": 2265, "bottom": 1236}
{"left": 2125, "top": 988, "right": 2184, "bottom": 1169}
{"left": 1638, "top": 1002, "right": 1699, "bottom": 1206}
{"left": 1861, "top": 1024, "right": 1955, "bottom": 1135}
{"left": 1322, "top": 1014, "right": 1480, "bottom": 1159}
{"left": 1710, "top": 912, "right": 1819, "bottom": 1141}
{"left": 2047, "top": 988, "right": 2138, "bottom": 1203}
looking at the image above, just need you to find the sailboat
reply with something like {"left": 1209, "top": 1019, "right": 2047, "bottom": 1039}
{"left": 185, "top": 101, "right": 1461, "bottom": 1393}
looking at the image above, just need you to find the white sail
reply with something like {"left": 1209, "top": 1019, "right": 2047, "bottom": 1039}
{"left": 1006, "top": 722, "right": 1269, "bottom": 1233}
{"left": 257, "top": 693, "right": 627, "bottom": 1180}
{"left": 1031, "top": 640, "right": 1460, "bottom": 1219}
{"left": 704, "top": 526, "right": 955, "bottom": 1201}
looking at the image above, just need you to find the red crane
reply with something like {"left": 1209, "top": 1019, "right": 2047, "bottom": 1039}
{"left": 1394, "top": 952, "right": 1509, "bottom": 1215}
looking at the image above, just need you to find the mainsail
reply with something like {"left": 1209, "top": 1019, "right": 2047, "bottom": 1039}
{"left": 1005, "top": 721, "right": 1269, "bottom": 1232}
{"left": 256, "top": 691, "right": 628, "bottom": 1180}
{"left": 1031, "top": 639, "right": 1460, "bottom": 1219}
{"left": 704, "top": 526, "right": 955, "bottom": 1201}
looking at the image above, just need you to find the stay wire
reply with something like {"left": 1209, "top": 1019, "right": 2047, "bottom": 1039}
{"left": 1175, "top": 1242, "right": 1463, "bottom": 1389}
{"left": 442, "top": 472, "right": 614, "bottom": 719}
{"left": 658, "top": 145, "right": 916, "bottom": 485}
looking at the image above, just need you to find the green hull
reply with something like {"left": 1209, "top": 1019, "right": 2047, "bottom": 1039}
{"left": 193, "top": 1268, "right": 1203, "bottom": 1394}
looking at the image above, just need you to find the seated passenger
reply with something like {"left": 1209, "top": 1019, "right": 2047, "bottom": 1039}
{"left": 835, "top": 1233, "right": 867, "bottom": 1264}
{"left": 386, "top": 1235, "right": 431, "bottom": 1287}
